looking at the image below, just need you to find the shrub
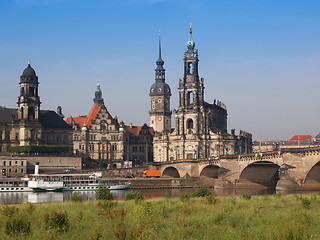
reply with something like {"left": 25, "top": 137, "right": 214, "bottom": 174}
{"left": 124, "top": 191, "right": 144, "bottom": 201}
{"left": 89, "top": 226, "right": 103, "bottom": 240}
{"left": 112, "top": 227, "right": 127, "bottom": 240}
{"left": 206, "top": 194, "right": 217, "bottom": 205}
{"left": 98, "top": 200, "right": 118, "bottom": 210}
{"left": 242, "top": 194, "right": 252, "bottom": 200}
{"left": 191, "top": 186, "right": 212, "bottom": 197}
{"left": 301, "top": 198, "right": 311, "bottom": 209}
{"left": 25, "top": 203, "right": 36, "bottom": 215}
{"left": 0, "top": 205, "right": 18, "bottom": 218}
{"left": 70, "top": 192, "right": 86, "bottom": 202}
{"left": 8, "top": 145, "right": 70, "bottom": 153}
{"left": 44, "top": 210, "right": 69, "bottom": 232}
{"left": 180, "top": 193, "right": 191, "bottom": 202}
{"left": 5, "top": 216, "right": 31, "bottom": 236}
{"left": 95, "top": 185, "right": 113, "bottom": 201}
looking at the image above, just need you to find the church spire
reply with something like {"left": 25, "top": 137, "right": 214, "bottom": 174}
{"left": 155, "top": 30, "right": 165, "bottom": 82}
{"left": 158, "top": 30, "right": 162, "bottom": 60}
{"left": 186, "top": 23, "right": 196, "bottom": 51}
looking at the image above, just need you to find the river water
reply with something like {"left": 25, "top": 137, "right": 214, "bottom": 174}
{"left": 1, "top": 187, "right": 320, "bottom": 205}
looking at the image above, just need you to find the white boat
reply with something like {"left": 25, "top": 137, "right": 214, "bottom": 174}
{"left": 26, "top": 174, "right": 130, "bottom": 192}
{"left": 28, "top": 178, "right": 64, "bottom": 192}
{"left": 1, "top": 164, "right": 130, "bottom": 192}
{"left": 0, "top": 179, "right": 31, "bottom": 192}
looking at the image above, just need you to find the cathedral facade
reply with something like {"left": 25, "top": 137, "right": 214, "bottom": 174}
{"left": 67, "top": 83, "right": 154, "bottom": 168}
{"left": 150, "top": 27, "right": 252, "bottom": 162}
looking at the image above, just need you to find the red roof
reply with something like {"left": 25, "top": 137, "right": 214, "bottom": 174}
{"left": 126, "top": 125, "right": 154, "bottom": 137}
{"left": 66, "top": 103, "right": 101, "bottom": 128}
{"left": 290, "top": 135, "right": 313, "bottom": 141}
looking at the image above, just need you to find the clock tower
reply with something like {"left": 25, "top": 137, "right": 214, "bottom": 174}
{"left": 149, "top": 32, "right": 172, "bottom": 133}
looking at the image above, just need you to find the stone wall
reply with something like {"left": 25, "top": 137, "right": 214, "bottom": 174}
{"left": 26, "top": 156, "right": 82, "bottom": 174}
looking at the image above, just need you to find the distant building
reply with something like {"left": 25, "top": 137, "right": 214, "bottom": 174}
{"left": 151, "top": 27, "right": 252, "bottom": 162}
{"left": 66, "top": 83, "right": 153, "bottom": 168}
{"left": 289, "top": 135, "right": 314, "bottom": 142}
{"left": 0, "top": 61, "right": 74, "bottom": 176}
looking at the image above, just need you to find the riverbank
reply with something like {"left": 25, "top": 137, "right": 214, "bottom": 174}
{"left": 1, "top": 193, "right": 320, "bottom": 239}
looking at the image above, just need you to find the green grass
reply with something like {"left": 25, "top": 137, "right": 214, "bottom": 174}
{"left": 1, "top": 194, "right": 320, "bottom": 239}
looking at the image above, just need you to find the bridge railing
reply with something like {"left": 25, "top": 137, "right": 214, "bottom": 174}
{"left": 150, "top": 146, "right": 320, "bottom": 166}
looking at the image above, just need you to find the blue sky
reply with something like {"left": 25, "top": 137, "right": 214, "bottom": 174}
{"left": 1, "top": 0, "right": 320, "bottom": 141}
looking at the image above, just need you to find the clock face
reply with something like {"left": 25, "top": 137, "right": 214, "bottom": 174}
{"left": 158, "top": 116, "right": 162, "bottom": 121}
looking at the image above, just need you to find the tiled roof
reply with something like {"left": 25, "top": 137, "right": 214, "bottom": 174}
{"left": 290, "top": 135, "right": 313, "bottom": 141}
{"left": 66, "top": 103, "right": 101, "bottom": 128}
{"left": 40, "top": 110, "right": 71, "bottom": 128}
{"left": 0, "top": 107, "right": 17, "bottom": 123}
{"left": 0, "top": 107, "right": 69, "bottom": 128}
{"left": 126, "top": 125, "right": 154, "bottom": 137}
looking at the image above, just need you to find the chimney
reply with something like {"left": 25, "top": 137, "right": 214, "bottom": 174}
{"left": 34, "top": 162, "right": 39, "bottom": 175}
{"left": 57, "top": 106, "right": 64, "bottom": 118}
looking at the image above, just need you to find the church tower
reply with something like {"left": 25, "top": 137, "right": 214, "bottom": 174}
{"left": 149, "top": 31, "right": 172, "bottom": 133}
{"left": 17, "top": 60, "right": 42, "bottom": 146}
{"left": 175, "top": 24, "right": 205, "bottom": 136}
{"left": 18, "top": 60, "right": 41, "bottom": 121}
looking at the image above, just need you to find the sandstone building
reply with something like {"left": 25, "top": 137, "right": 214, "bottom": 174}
{"left": 0, "top": 61, "right": 74, "bottom": 175}
{"left": 66, "top": 83, "right": 153, "bottom": 168}
{"left": 150, "top": 27, "right": 252, "bottom": 162}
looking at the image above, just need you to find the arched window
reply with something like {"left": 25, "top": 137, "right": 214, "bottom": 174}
{"left": 187, "top": 92, "right": 193, "bottom": 105}
{"left": 28, "top": 107, "right": 35, "bottom": 120}
{"left": 187, "top": 119, "right": 193, "bottom": 129}
{"left": 29, "top": 87, "right": 34, "bottom": 96}
{"left": 5, "top": 131, "right": 10, "bottom": 141}
{"left": 188, "top": 62, "right": 193, "bottom": 74}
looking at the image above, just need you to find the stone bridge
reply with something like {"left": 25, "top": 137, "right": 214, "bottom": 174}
{"left": 150, "top": 147, "right": 320, "bottom": 189}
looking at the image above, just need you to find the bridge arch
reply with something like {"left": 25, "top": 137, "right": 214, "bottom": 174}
{"left": 305, "top": 161, "right": 320, "bottom": 183}
{"left": 239, "top": 161, "right": 280, "bottom": 187}
{"left": 200, "top": 165, "right": 219, "bottom": 178}
{"left": 162, "top": 167, "right": 180, "bottom": 178}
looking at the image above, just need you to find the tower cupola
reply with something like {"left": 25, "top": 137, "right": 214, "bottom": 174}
{"left": 150, "top": 31, "right": 171, "bottom": 97}
{"left": 93, "top": 82, "right": 104, "bottom": 105}
{"left": 18, "top": 60, "right": 41, "bottom": 121}
{"left": 186, "top": 23, "right": 196, "bottom": 51}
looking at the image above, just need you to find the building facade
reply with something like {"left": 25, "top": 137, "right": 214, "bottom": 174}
{"left": 151, "top": 26, "right": 252, "bottom": 162}
{"left": 67, "top": 83, "right": 153, "bottom": 168}
{"left": 0, "top": 61, "right": 74, "bottom": 176}
{"left": 0, "top": 61, "right": 73, "bottom": 154}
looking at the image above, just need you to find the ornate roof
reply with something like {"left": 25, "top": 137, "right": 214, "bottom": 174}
{"left": 22, "top": 60, "right": 36, "bottom": 77}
